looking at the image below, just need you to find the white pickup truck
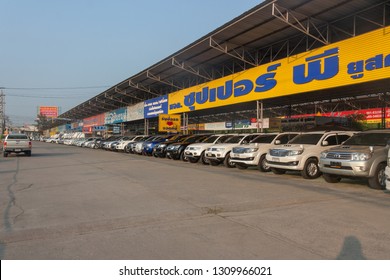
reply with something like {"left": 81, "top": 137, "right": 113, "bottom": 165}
{"left": 266, "top": 131, "right": 354, "bottom": 179}
{"left": 2, "top": 133, "right": 32, "bottom": 157}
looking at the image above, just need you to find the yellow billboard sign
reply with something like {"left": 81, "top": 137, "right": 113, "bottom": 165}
{"left": 168, "top": 27, "right": 390, "bottom": 114}
{"left": 158, "top": 114, "right": 181, "bottom": 133}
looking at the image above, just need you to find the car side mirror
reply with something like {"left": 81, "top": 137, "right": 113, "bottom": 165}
{"left": 242, "top": 140, "right": 248, "bottom": 144}
{"left": 275, "top": 140, "right": 281, "bottom": 145}
{"left": 322, "top": 140, "right": 329, "bottom": 146}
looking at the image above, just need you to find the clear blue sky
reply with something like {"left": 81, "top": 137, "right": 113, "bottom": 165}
{"left": 0, "top": 0, "right": 262, "bottom": 125}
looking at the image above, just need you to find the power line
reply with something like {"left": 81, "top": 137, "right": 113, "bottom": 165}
{"left": 7, "top": 94, "right": 94, "bottom": 99}
{"left": 3, "top": 86, "right": 110, "bottom": 90}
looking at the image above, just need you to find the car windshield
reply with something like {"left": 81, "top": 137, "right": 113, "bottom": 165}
{"left": 202, "top": 135, "right": 220, "bottom": 143}
{"left": 288, "top": 133, "right": 323, "bottom": 145}
{"left": 224, "top": 135, "right": 245, "bottom": 144}
{"left": 7, "top": 135, "right": 28, "bottom": 140}
{"left": 186, "top": 135, "right": 207, "bottom": 143}
{"left": 251, "top": 134, "right": 277, "bottom": 144}
{"left": 342, "top": 133, "right": 390, "bottom": 146}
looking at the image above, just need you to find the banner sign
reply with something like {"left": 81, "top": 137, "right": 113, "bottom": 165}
{"left": 204, "top": 122, "right": 227, "bottom": 131}
{"left": 105, "top": 108, "right": 127, "bottom": 125}
{"left": 144, "top": 95, "right": 168, "bottom": 119}
{"left": 168, "top": 28, "right": 390, "bottom": 114}
{"left": 158, "top": 114, "right": 181, "bottom": 133}
{"left": 83, "top": 114, "right": 105, "bottom": 128}
{"left": 38, "top": 106, "right": 59, "bottom": 118}
{"left": 127, "top": 102, "right": 144, "bottom": 121}
{"left": 288, "top": 108, "right": 390, "bottom": 123}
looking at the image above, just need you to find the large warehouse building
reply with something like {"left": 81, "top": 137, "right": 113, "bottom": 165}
{"left": 45, "top": 0, "right": 390, "bottom": 136}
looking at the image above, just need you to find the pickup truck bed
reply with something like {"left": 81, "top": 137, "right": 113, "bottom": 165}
{"left": 2, "top": 134, "right": 32, "bottom": 157}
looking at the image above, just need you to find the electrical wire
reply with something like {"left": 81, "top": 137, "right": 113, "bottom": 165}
{"left": 3, "top": 86, "right": 110, "bottom": 90}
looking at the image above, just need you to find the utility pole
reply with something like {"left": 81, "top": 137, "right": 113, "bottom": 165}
{"left": 0, "top": 90, "right": 5, "bottom": 135}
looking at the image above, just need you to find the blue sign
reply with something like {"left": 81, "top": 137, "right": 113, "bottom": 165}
{"left": 105, "top": 108, "right": 127, "bottom": 124}
{"left": 93, "top": 126, "right": 107, "bottom": 131}
{"left": 225, "top": 121, "right": 233, "bottom": 128}
{"left": 144, "top": 95, "right": 168, "bottom": 119}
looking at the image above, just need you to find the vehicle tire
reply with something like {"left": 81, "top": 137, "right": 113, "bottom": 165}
{"left": 258, "top": 154, "right": 271, "bottom": 172}
{"left": 236, "top": 164, "right": 248, "bottom": 170}
{"left": 124, "top": 146, "right": 129, "bottom": 153}
{"left": 200, "top": 152, "right": 210, "bottom": 165}
{"left": 3, "top": 151, "right": 8, "bottom": 157}
{"left": 188, "top": 157, "right": 199, "bottom": 163}
{"left": 322, "top": 173, "right": 341, "bottom": 183}
{"left": 271, "top": 168, "right": 286, "bottom": 174}
{"left": 224, "top": 153, "right": 235, "bottom": 168}
{"left": 301, "top": 158, "right": 321, "bottom": 179}
{"left": 367, "top": 163, "right": 386, "bottom": 190}
{"left": 180, "top": 150, "right": 188, "bottom": 162}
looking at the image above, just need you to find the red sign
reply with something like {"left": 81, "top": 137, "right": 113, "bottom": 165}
{"left": 39, "top": 106, "right": 59, "bottom": 118}
{"left": 286, "top": 108, "right": 390, "bottom": 121}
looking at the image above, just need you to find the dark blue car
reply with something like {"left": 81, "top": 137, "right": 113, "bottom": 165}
{"left": 142, "top": 135, "right": 178, "bottom": 156}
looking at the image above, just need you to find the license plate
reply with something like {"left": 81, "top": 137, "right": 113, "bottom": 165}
{"left": 272, "top": 157, "right": 280, "bottom": 162}
{"left": 330, "top": 161, "right": 342, "bottom": 168}
{"left": 206, "top": 153, "right": 213, "bottom": 157}
{"left": 14, "top": 149, "right": 21, "bottom": 152}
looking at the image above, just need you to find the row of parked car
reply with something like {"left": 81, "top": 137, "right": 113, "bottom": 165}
{"left": 51, "top": 130, "right": 390, "bottom": 190}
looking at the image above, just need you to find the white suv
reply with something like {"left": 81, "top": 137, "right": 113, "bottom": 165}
{"left": 266, "top": 131, "right": 354, "bottom": 179}
{"left": 184, "top": 134, "right": 236, "bottom": 164}
{"left": 115, "top": 135, "right": 147, "bottom": 152}
{"left": 205, "top": 134, "right": 261, "bottom": 168}
{"left": 230, "top": 132, "right": 299, "bottom": 172}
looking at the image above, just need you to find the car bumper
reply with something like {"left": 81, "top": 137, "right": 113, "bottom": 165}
{"left": 205, "top": 152, "right": 224, "bottom": 162}
{"left": 184, "top": 150, "right": 202, "bottom": 160}
{"left": 266, "top": 155, "right": 303, "bottom": 171}
{"left": 319, "top": 159, "right": 371, "bottom": 177}
{"left": 4, "top": 148, "right": 31, "bottom": 153}
{"left": 230, "top": 152, "right": 257, "bottom": 166}
{"left": 166, "top": 150, "right": 181, "bottom": 159}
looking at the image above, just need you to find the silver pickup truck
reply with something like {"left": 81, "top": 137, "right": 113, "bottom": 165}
{"left": 2, "top": 133, "right": 32, "bottom": 157}
{"left": 319, "top": 130, "right": 390, "bottom": 190}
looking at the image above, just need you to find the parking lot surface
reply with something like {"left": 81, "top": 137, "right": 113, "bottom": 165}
{"left": 1, "top": 141, "right": 389, "bottom": 259}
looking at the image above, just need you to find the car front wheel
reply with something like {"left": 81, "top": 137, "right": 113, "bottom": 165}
{"left": 368, "top": 163, "right": 386, "bottom": 190}
{"left": 224, "top": 153, "right": 235, "bottom": 168}
{"left": 258, "top": 154, "right": 271, "bottom": 172}
{"left": 301, "top": 158, "right": 321, "bottom": 179}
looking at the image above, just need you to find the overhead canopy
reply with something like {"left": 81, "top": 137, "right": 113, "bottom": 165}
{"left": 58, "top": 0, "right": 390, "bottom": 124}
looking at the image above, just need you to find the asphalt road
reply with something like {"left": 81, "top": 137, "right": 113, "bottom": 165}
{"left": 0, "top": 141, "right": 389, "bottom": 260}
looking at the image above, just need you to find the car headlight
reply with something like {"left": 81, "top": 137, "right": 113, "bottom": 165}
{"left": 351, "top": 153, "right": 371, "bottom": 161}
{"left": 245, "top": 148, "right": 258, "bottom": 153}
{"left": 215, "top": 148, "right": 225, "bottom": 152}
{"left": 159, "top": 144, "right": 166, "bottom": 148}
{"left": 287, "top": 150, "right": 303, "bottom": 156}
{"left": 147, "top": 143, "right": 153, "bottom": 147}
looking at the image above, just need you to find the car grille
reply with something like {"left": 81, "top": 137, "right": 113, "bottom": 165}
{"left": 325, "top": 152, "right": 352, "bottom": 160}
{"left": 232, "top": 147, "right": 246, "bottom": 153}
{"left": 269, "top": 149, "right": 289, "bottom": 157}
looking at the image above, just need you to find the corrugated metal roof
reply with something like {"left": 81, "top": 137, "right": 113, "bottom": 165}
{"left": 58, "top": 0, "right": 390, "bottom": 124}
